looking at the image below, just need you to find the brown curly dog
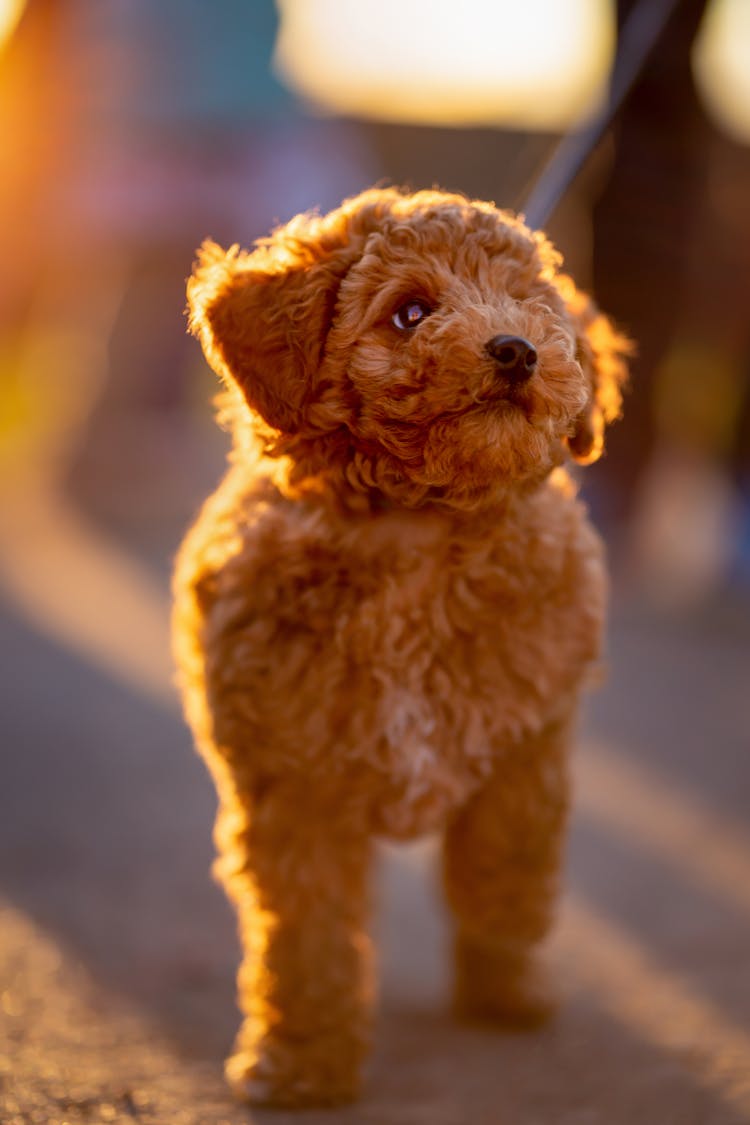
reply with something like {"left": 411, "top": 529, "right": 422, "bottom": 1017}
{"left": 172, "top": 187, "right": 629, "bottom": 1107}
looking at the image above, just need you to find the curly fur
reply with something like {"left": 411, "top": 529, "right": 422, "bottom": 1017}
{"left": 172, "top": 188, "right": 629, "bottom": 1107}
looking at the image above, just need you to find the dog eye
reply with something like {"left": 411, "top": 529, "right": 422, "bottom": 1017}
{"left": 391, "top": 299, "right": 432, "bottom": 331}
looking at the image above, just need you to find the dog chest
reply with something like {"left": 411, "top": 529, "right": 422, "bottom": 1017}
{"left": 194, "top": 490, "right": 605, "bottom": 835}
{"left": 327, "top": 511, "right": 604, "bottom": 835}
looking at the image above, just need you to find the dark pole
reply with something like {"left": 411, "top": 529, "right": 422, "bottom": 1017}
{"left": 523, "top": 0, "right": 683, "bottom": 230}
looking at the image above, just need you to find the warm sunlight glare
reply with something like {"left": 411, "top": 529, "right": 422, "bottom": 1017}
{"left": 0, "top": 0, "right": 24, "bottom": 53}
{"left": 274, "top": 0, "right": 615, "bottom": 131}
{"left": 693, "top": 0, "right": 750, "bottom": 145}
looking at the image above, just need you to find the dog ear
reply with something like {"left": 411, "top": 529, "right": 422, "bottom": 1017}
{"left": 555, "top": 276, "right": 631, "bottom": 465}
{"left": 187, "top": 219, "right": 364, "bottom": 434}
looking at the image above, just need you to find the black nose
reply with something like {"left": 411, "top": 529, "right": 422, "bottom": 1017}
{"left": 486, "top": 334, "right": 538, "bottom": 381}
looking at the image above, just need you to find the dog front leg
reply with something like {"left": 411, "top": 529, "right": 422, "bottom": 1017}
{"left": 441, "top": 712, "right": 572, "bottom": 1025}
{"left": 214, "top": 775, "right": 373, "bottom": 1107}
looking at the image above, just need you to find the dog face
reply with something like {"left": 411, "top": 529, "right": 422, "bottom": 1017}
{"left": 189, "top": 189, "right": 628, "bottom": 509}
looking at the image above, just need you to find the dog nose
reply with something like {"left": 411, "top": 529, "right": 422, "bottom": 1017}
{"left": 485, "top": 335, "right": 538, "bottom": 381}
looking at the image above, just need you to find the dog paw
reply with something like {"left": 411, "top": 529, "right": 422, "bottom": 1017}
{"left": 453, "top": 940, "right": 557, "bottom": 1029}
{"left": 225, "top": 1041, "right": 362, "bottom": 1108}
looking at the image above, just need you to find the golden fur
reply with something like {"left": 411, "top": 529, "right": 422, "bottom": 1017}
{"left": 172, "top": 188, "right": 629, "bottom": 1107}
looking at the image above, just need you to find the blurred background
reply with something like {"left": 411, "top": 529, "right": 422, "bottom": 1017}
{"left": 2, "top": 0, "right": 750, "bottom": 605}
{"left": 1, "top": 3, "right": 749, "bottom": 1123}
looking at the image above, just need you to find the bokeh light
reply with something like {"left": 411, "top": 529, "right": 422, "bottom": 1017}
{"left": 275, "top": 0, "right": 616, "bottom": 130}
{"left": 0, "top": 0, "right": 24, "bottom": 53}
{"left": 693, "top": 0, "right": 750, "bottom": 145}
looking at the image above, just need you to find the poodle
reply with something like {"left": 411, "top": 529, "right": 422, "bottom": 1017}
{"left": 172, "top": 187, "right": 629, "bottom": 1107}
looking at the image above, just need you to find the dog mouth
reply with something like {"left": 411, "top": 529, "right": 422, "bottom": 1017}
{"left": 471, "top": 379, "right": 565, "bottom": 437}
{"left": 475, "top": 380, "right": 533, "bottom": 414}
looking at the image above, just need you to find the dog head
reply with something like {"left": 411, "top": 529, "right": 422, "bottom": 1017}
{"left": 188, "top": 188, "right": 629, "bottom": 509}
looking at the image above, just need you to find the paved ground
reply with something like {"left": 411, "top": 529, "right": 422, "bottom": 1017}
{"left": 1, "top": 485, "right": 749, "bottom": 1124}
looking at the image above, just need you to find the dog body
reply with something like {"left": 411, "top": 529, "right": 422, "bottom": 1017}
{"left": 177, "top": 465, "right": 604, "bottom": 840}
{"left": 173, "top": 189, "right": 627, "bottom": 1106}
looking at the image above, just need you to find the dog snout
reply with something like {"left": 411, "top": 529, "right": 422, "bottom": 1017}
{"left": 485, "top": 334, "right": 538, "bottom": 382}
